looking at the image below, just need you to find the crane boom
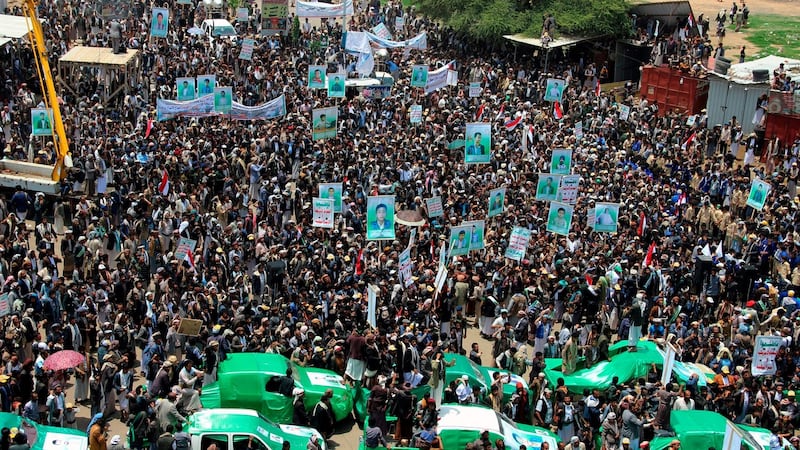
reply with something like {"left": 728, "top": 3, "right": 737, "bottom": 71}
{"left": 24, "top": 0, "right": 69, "bottom": 182}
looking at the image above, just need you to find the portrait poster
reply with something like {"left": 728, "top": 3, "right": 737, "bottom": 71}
{"left": 308, "top": 65, "right": 327, "bottom": 89}
{"left": 410, "top": 65, "right": 429, "bottom": 88}
{"left": 556, "top": 174, "right": 581, "bottom": 204}
{"left": 318, "top": 182, "right": 343, "bottom": 213}
{"left": 463, "top": 220, "right": 486, "bottom": 251}
{"left": 261, "top": 0, "right": 289, "bottom": 35}
{"left": 464, "top": 122, "right": 491, "bottom": 164}
{"left": 425, "top": 196, "right": 444, "bottom": 218}
{"left": 546, "top": 201, "right": 574, "bottom": 236}
{"left": 176, "top": 77, "right": 196, "bottom": 101}
{"left": 31, "top": 108, "right": 53, "bottom": 136}
{"left": 618, "top": 104, "right": 631, "bottom": 121}
{"left": 312, "top": 107, "right": 338, "bottom": 140}
{"left": 535, "top": 174, "right": 561, "bottom": 202}
{"left": 550, "top": 148, "right": 572, "bottom": 174}
{"left": 593, "top": 202, "right": 620, "bottom": 233}
{"left": 327, "top": 72, "right": 346, "bottom": 98}
{"left": 197, "top": 75, "right": 216, "bottom": 96}
{"left": 746, "top": 179, "right": 771, "bottom": 211}
{"left": 366, "top": 195, "right": 396, "bottom": 240}
{"left": 448, "top": 224, "right": 472, "bottom": 257}
{"left": 543, "top": 78, "right": 565, "bottom": 102}
{"left": 150, "top": 7, "right": 170, "bottom": 38}
{"left": 213, "top": 86, "right": 233, "bottom": 114}
{"left": 487, "top": 187, "right": 506, "bottom": 218}
{"left": 312, "top": 197, "right": 335, "bottom": 228}
{"left": 505, "top": 227, "right": 531, "bottom": 261}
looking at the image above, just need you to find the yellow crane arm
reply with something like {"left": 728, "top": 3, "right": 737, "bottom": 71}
{"left": 24, "top": 0, "right": 69, "bottom": 182}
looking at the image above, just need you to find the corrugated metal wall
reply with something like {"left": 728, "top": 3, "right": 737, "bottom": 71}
{"left": 706, "top": 77, "right": 769, "bottom": 135}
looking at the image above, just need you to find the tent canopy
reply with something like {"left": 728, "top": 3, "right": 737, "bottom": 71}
{"left": 719, "top": 54, "right": 800, "bottom": 84}
{"left": 0, "top": 14, "right": 39, "bottom": 39}
{"left": 504, "top": 33, "right": 604, "bottom": 49}
{"left": 630, "top": 1, "right": 695, "bottom": 28}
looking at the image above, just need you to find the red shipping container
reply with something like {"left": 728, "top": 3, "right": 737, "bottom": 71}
{"left": 640, "top": 65, "right": 709, "bottom": 117}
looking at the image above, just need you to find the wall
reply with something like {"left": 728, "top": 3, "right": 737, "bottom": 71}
{"left": 705, "top": 76, "right": 769, "bottom": 135}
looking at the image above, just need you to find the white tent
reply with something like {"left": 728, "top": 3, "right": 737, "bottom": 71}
{"left": 0, "top": 14, "right": 38, "bottom": 39}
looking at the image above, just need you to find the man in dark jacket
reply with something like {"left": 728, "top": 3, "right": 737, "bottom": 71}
{"left": 292, "top": 389, "right": 309, "bottom": 426}
{"left": 311, "top": 389, "right": 335, "bottom": 439}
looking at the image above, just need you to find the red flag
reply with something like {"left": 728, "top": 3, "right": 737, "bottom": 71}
{"left": 504, "top": 115, "right": 523, "bottom": 131}
{"left": 585, "top": 274, "right": 593, "bottom": 285}
{"left": 637, "top": 211, "right": 647, "bottom": 236}
{"left": 494, "top": 103, "right": 505, "bottom": 121}
{"left": 145, "top": 119, "right": 153, "bottom": 138}
{"left": 475, "top": 104, "right": 485, "bottom": 121}
{"left": 355, "top": 248, "right": 364, "bottom": 276}
{"left": 642, "top": 242, "right": 656, "bottom": 268}
{"left": 527, "top": 125, "right": 534, "bottom": 144}
{"left": 185, "top": 248, "right": 196, "bottom": 271}
{"left": 681, "top": 131, "right": 697, "bottom": 150}
{"left": 687, "top": 14, "right": 695, "bottom": 28}
{"left": 595, "top": 79, "right": 602, "bottom": 97}
{"left": 677, "top": 191, "right": 687, "bottom": 205}
{"left": 553, "top": 101, "right": 564, "bottom": 120}
{"left": 158, "top": 169, "right": 169, "bottom": 196}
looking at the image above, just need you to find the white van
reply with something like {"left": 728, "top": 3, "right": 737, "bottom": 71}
{"left": 201, "top": 19, "right": 238, "bottom": 41}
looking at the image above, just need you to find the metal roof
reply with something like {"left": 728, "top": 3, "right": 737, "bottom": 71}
{"left": 0, "top": 14, "right": 37, "bottom": 39}
{"left": 59, "top": 46, "right": 140, "bottom": 67}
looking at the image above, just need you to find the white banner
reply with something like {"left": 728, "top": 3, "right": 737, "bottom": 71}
{"left": 157, "top": 95, "right": 286, "bottom": 122}
{"left": 752, "top": 335, "right": 783, "bottom": 376}
{"left": 296, "top": 0, "right": 353, "bottom": 17}
{"left": 424, "top": 62, "right": 456, "bottom": 94}
{"left": 505, "top": 227, "right": 531, "bottom": 261}
{"left": 367, "top": 284, "right": 378, "bottom": 328}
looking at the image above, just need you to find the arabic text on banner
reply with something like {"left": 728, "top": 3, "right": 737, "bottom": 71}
{"left": 399, "top": 248, "right": 413, "bottom": 288}
{"left": 504, "top": 227, "right": 531, "bottom": 261}
{"left": 410, "top": 105, "right": 423, "bottom": 124}
{"left": 557, "top": 175, "right": 581, "bottom": 204}
{"left": 425, "top": 196, "right": 444, "bottom": 217}
{"left": 312, "top": 197, "right": 335, "bottom": 228}
{"left": 239, "top": 38, "right": 256, "bottom": 60}
{"left": 752, "top": 335, "right": 783, "bottom": 376}
{"left": 296, "top": 0, "right": 353, "bottom": 17}
{"left": 174, "top": 238, "right": 197, "bottom": 261}
{"left": 157, "top": 95, "right": 286, "bottom": 122}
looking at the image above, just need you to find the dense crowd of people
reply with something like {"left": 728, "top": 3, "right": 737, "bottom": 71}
{"left": 1, "top": 0, "right": 800, "bottom": 449}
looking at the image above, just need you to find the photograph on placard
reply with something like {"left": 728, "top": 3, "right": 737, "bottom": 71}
{"left": 176, "top": 77, "right": 196, "bottom": 101}
{"left": 546, "top": 202, "right": 574, "bottom": 236}
{"left": 308, "top": 65, "right": 327, "bottom": 89}
{"left": 411, "top": 65, "right": 429, "bottom": 87}
{"left": 464, "top": 122, "right": 491, "bottom": 164}
{"left": 150, "top": 7, "right": 170, "bottom": 38}
{"left": 543, "top": 78, "right": 565, "bottom": 102}
{"left": 366, "top": 196, "right": 396, "bottom": 240}
{"left": 318, "top": 182, "right": 343, "bottom": 213}
{"left": 464, "top": 220, "right": 486, "bottom": 251}
{"left": 312, "top": 107, "right": 338, "bottom": 140}
{"left": 214, "top": 87, "right": 233, "bottom": 113}
{"left": 536, "top": 174, "right": 561, "bottom": 201}
{"left": 550, "top": 148, "right": 572, "bottom": 175}
{"left": 449, "top": 224, "right": 472, "bottom": 257}
{"left": 31, "top": 108, "right": 53, "bottom": 136}
{"left": 327, "top": 72, "right": 345, "bottom": 98}
{"left": 593, "top": 203, "right": 620, "bottom": 233}
{"left": 746, "top": 179, "right": 771, "bottom": 211}
{"left": 487, "top": 187, "right": 506, "bottom": 217}
{"left": 197, "top": 75, "right": 216, "bottom": 96}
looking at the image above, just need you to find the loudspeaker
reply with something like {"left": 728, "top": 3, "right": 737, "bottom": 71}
{"left": 752, "top": 69, "right": 769, "bottom": 83}
{"left": 715, "top": 57, "right": 731, "bottom": 75}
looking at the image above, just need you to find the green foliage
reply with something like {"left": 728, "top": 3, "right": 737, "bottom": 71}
{"left": 292, "top": 15, "right": 301, "bottom": 45}
{"left": 413, "top": 0, "right": 631, "bottom": 41}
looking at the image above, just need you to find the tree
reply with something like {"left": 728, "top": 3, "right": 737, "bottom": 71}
{"left": 414, "top": 0, "right": 631, "bottom": 42}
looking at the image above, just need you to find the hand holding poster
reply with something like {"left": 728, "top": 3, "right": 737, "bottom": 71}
{"left": 239, "top": 38, "right": 256, "bottom": 60}
{"left": 593, "top": 203, "right": 620, "bottom": 233}
{"left": 465, "top": 122, "right": 491, "bottom": 164}
{"left": 746, "top": 179, "right": 771, "bottom": 210}
{"left": 449, "top": 225, "right": 472, "bottom": 257}
{"left": 318, "top": 182, "right": 343, "bottom": 213}
{"left": 556, "top": 175, "right": 581, "bottom": 204}
{"left": 312, "top": 107, "right": 338, "bottom": 140}
{"left": 469, "top": 82, "right": 482, "bottom": 98}
{"left": 618, "top": 104, "right": 631, "bottom": 121}
{"left": 150, "top": 7, "right": 170, "bottom": 38}
{"left": 546, "top": 202, "right": 574, "bottom": 236}
{"left": 176, "top": 78, "right": 196, "bottom": 101}
{"left": 425, "top": 196, "right": 444, "bottom": 218}
{"left": 312, "top": 198, "right": 335, "bottom": 228}
{"left": 487, "top": 187, "right": 506, "bottom": 217}
{"left": 505, "top": 227, "right": 532, "bottom": 261}
{"left": 550, "top": 149, "right": 572, "bottom": 174}
{"left": 536, "top": 174, "right": 561, "bottom": 201}
{"left": 399, "top": 248, "right": 413, "bottom": 287}
{"left": 752, "top": 335, "right": 783, "bottom": 376}
{"left": 197, "top": 75, "right": 216, "bottom": 96}
{"left": 366, "top": 196, "right": 396, "bottom": 240}
{"left": 213, "top": 87, "right": 233, "bottom": 114}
